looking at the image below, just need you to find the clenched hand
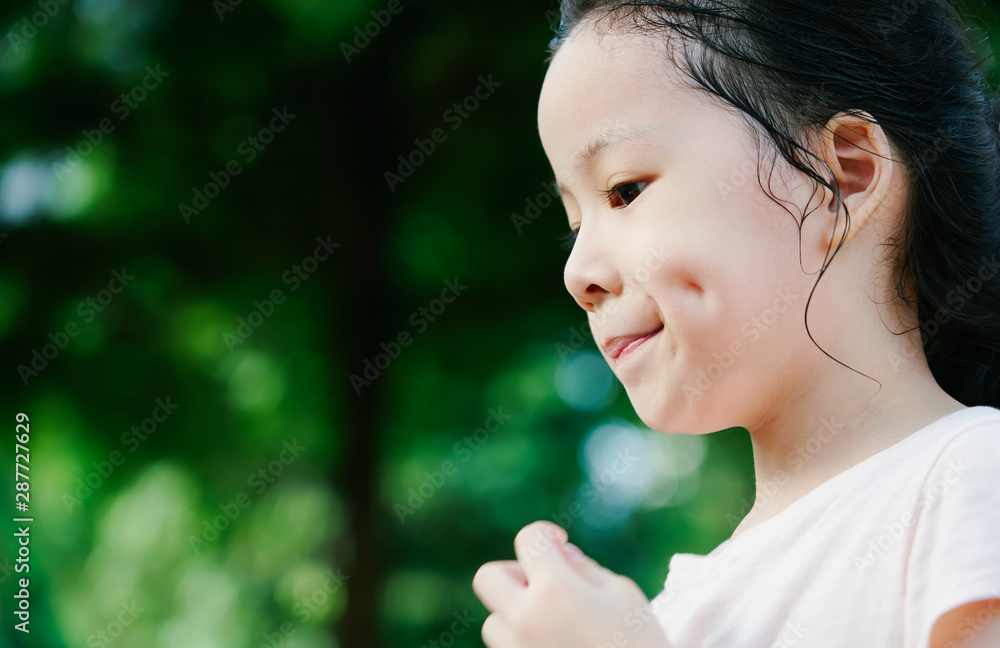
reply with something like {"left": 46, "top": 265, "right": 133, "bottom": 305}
{"left": 472, "top": 521, "right": 673, "bottom": 648}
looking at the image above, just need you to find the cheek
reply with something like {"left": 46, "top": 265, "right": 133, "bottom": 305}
{"left": 648, "top": 195, "right": 807, "bottom": 367}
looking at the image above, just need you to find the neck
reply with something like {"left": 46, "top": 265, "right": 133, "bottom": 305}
{"left": 733, "top": 349, "right": 966, "bottom": 539}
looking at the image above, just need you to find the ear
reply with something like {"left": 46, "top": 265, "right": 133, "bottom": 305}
{"left": 802, "top": 112, "right": 896, "bottom": 256}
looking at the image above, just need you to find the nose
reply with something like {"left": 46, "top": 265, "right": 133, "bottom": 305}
{"left": 563, "top": 226, "right": 621, "bottom": 313}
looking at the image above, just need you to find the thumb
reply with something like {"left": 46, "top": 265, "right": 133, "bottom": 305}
{"left": 514, "top": 521, "right": 573, "bottom": 582}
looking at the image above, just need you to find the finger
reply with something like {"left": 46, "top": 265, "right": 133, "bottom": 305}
{"left": 473, "top": 560, "right": 528, "bottom": 613}
{"left": 481, "top": 612, "right": 515, "bottom": 648}
{"left": 513, "top": 520, "right": 574, "bottom": 584}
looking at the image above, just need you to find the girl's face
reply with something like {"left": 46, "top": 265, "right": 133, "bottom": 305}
{"left": 538, "top": 23, "right": 827, "bottom": 434}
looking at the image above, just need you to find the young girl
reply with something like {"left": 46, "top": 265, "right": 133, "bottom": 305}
{"left": 472, "top": 1, "right": 1000, "bottom": 647}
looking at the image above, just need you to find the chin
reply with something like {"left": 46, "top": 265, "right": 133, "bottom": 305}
{"left": 629, "top": 381, "right": 736, "bottom": 435}
{"left": 627, "top": 386, "right": 697, "bottom": 434}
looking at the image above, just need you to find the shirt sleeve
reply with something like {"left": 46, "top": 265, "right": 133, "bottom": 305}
{"left": 904, "top": 418, "right": 1000, "bottom": 648}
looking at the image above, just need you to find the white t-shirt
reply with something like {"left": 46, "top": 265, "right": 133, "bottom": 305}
{"left": 650, "top": 405, "right": 1000, "bottom": 648}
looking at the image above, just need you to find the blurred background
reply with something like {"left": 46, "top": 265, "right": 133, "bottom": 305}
{"left": 0, "top": 1, "right": 998, "bottom": 647}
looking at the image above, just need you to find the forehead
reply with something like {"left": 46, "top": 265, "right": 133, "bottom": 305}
{"left": 537, "top": 22, "right": 697, "bottom": 171}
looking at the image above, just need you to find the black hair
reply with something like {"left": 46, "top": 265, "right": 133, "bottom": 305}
{"left": 547, "top": 0, "right": 1000, "bottom": 408}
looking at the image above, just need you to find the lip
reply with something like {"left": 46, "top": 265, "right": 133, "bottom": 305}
{"left": 602, "top": 326, "right": 664, "bottom": 364}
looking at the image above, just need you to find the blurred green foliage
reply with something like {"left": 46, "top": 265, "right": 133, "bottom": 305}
{"left": 0, "top": 1, "right": 998, "bottom": 647}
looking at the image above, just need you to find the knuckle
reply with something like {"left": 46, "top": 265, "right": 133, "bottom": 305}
{"left": 472, "top": 566, "right": 486, "bottom": 591}
{"left": 481, "top": 613, "right": 501, "bottom": 646}
{"left": 515, "top": 520, "right": 564, "bottom": 550}
{"left": 472, "top": 562, "right": 495, "bottom": 592}
{"left": 509, "top": 605, "right": 540, "bottom": 644}
{"left": 514, "top": 520, "right": 541, "bottom": 545}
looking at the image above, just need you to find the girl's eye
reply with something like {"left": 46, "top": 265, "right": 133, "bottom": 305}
{"left": 559, "top": 180, "right": 648, "bottom": 251}
{"left": 603, "top": 180, "right": 649, "bottom": 209}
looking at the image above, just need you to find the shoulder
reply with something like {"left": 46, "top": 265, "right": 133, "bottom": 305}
{"left": 902, "top": 406, "right": 1000, "bottom": 575}
{"left": 917, "top": 406, "right": 1000, "bottom": 481}
{"left": 904, "top": 407, "right": 1000, "bottom": 648}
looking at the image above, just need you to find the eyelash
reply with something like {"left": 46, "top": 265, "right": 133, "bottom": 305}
{"left": 559, "top": 180, "right": 648, "bottom": 251}
{"left": 559, "top": 229, "right": 578, "bottom": 251}
{"left": 601, "top": 180, "right": 648, "bottom": 209}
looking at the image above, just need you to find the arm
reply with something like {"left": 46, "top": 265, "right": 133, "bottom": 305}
{"left": 904, "top": 421, "right": 1000, "bottom": 648}
{"left": 929, "top": 598, "right": 1000, "bottom": 648}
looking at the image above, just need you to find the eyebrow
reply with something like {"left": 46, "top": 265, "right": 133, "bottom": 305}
{"left": 556, "top": 125, "right": 648, "bottom": 197}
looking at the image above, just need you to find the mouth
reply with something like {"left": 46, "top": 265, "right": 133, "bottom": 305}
{"left": 602, "top": 325, "right": 664, "bottom": 365}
